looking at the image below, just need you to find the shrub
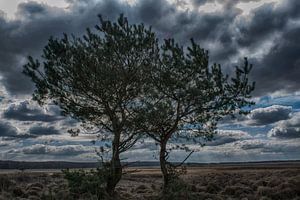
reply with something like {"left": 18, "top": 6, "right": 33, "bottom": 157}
{"left": 12, "top": 186, "right": 26, "bottom": 197}
{"left": 206, "top": 182, "right": 221, "bottom": 194}
{"left": 222, "top": 185, "right": 253, "bottom": 197}
{"left": 0, "top": 176, "right": 12, "bottom": 191}
{"left": 163, "top": 178, "right": 190, "bottom": 200}
{"left": 62, "top": 163, "right": 110, "bottom": 200}
{"left": 146, "top": 176, "right": 193, "bottom": 200}
{"left": 257, "top": 186, "right": 273, "bottom": 197}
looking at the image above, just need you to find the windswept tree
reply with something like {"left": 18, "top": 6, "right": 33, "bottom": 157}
{"left": 138, "top": 39, "right": 255, "bottom": 190}
{"left": 23, "top": 14, "right": 158, "bottom": 196}
{"left": 24, "top": 13, "right": 255, "bottom": 195}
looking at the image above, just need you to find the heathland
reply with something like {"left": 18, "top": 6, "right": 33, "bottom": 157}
{"left": 0, "top": 161, "right": 299, "bottom": 199}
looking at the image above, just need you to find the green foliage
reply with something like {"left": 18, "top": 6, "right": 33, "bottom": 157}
{"left": 23, "top": 13, "right": 256, "bottom": 195}
{"left": 166, "top": 164, "right": 187, "bottom": 181}
{"left": 62, "top": 165, "right": 110, "bottom": 200}
{"left": 139, "top": 41, "right": 255, "bottom": 142}
{"left": 23, "top": 14, "right": 157, "bottom": 133}
{"left": 148, "top": 177, "right": 196, "bottom": 200}
{"left": 0, "top": 175, "right": 12, "bottom": 192}
{"left": 23, "top": 14, "right": 159, "bottom": 195}
{"left": 136, "top": 37, "right": 255, "bottom": 189}
{"left": 162, "top": 178, "right": 191, "bottom": 200}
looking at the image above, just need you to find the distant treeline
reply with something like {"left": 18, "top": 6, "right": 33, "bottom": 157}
{"left": 0, "top": 160, "right": 99, "bottom": 170}
{"left": 0, "top": 160, "right": 300, "bottom": 170}
{"left": 0, "top": 160, "right": 160, "bottom": 170}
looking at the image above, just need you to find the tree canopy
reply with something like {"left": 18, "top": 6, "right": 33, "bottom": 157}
{"left": 23, "top": 14, "right": 255, "bottom": 195}
{"left": 137, "top": 38, "right": 255, "bottom": 188}
{"left": 23, "top": 14, "right": 159, "bottom": 195}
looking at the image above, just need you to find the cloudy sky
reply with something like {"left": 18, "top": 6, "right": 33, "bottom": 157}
{"left": 0, "top": 0, "right": 299, "bottom": 163}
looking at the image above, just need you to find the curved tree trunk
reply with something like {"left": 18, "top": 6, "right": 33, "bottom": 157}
{"left": 106, "top": 133, "right": 122, "bottom": 196}
{"left": 160, "top": 139, "right": 169, "bottom": 191}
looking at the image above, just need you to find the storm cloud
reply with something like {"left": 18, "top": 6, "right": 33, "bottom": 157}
{"left": 3, "top": 100, "right": 61, "bottom": 122}
{"left": 12, "top": 144, "right": 91, "bottom": 155}
{"left": 247, "top": 105, "right": 292, "bottom": 126}
{"left": 268, "top": 112, "right": 300, "bottom": 138}
{"left": 0, "top": 121, "right": 34, "bottom": 139}
{"left": 0, "top": 122, "right": 18, "bottom": 137}
{"left": 0, "top": 0, "right": 299, "bottom": 96}
{"left": 206, "top": 130, "right": 252, "bottom": 146}
{"left": 0, "top": 0, "right": 300, "bottom": 162}
{"left": 29, "top": 125, "right": 60, "bottom": 136}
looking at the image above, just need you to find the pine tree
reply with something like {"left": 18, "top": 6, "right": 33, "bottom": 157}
{"left": 23, "top": 14, "right": 158, "bottom": 196}
{"left": 137, "top": 39, "right": 255, "bottom": 190}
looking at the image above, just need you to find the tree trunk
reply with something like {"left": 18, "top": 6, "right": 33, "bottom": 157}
{"left": 106, "top": 133, "right": 122, "bottom": 196}
{"left": 160, "top": 139, "right": 169, "bottom": 191}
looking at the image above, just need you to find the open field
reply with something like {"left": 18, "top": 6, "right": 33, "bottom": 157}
{"left": 0, "top": 162, "right": 300, "bottom": 200}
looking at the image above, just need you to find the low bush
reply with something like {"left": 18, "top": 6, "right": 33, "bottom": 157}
{"left": 257, "top": 186, "right": 273, "bottom": 197}
{"left": 0, "top": 176, "right": 12, "bottom": 191}
{"left": 206, "top": 182, "right": 221, "bottom": 194}
{"left": 62, "top": 163, "right": 110, "bottom": 200}
{"left": 147, "top": 176, "right": 193, "bottom": 200}
{"left": 222, "top": 185, "right": 253, "bottom": 197}
{"left": 163, "top": 178, "right": 190, "bottom": 200}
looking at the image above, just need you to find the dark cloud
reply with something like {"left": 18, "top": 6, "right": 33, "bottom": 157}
{"left": 136, "top": 0, "right": 241, "bottom": 50}
{"left": 192, "top": 0, "right": 261, "bottom": 9}
{"left": 207, "top": 130, "right": 252, "bottom": 146}
{"left": 3, "top": 100, "right": 60, "bottom": 122}
{"left": 229, "top": 0, "right": 300, "bottom": 95}
{"left": 0, "top": 0, "right": 299, "bottom": 97}
{"left": 224, "top": 0, "right": 300, "bottom": 49}
{"left": 192, "top": 0, "right": 209, "bottom": 7}
{"left": 252, "top": 27, "right": 300, "bottom": 95}
{"left": 269, "top": 127, "right": 300, "bottom": 139}
{"left": 0, "top": 122, "right": 18, "bottom": 137}
{"left": 239, "top": 139, "right": 265, "bottom": 150}
{"left": 0, "top": 2, "right": 92, "bottom": 95}
{"left": 29, "top": 126, "right": 60, "bottom": 136}
{"left": 238, "top": 139, "right": 300, "bottom": 157}
{"left": 0, "top": 121, "right": 34, "bottom": 139}
{"left": 0, "top": 0, "right": 239, "bottom": 95}
{"left": 17, "top": 1, "right": 47, "bottom": 18}
{"left": 238, "top": 0, "right": 300, "bottom": 46}
{"left": 191, "top": 0, "right": 300, "bottom": 95}
{"left": 16, "top": 144, "right": 90, "bottom": 155}
{"left": 247, "top": 105, "right": 292, "bottom": 126}
{"left": 268, "top": 112, "right": 300, "bottom": 138}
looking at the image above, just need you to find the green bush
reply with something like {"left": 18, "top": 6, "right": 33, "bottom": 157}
{"left": 0, "top": 175, "right": 13, "bottom": 192}
{"left": 62, "top": 164, "right": 110, "bottom": 200}
{"left": 147, "top": 165, "right": 193, "bottom": 200}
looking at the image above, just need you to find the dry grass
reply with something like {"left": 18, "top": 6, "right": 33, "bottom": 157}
{"left": 0, "top": 166, "right": 300, "bottom": 199}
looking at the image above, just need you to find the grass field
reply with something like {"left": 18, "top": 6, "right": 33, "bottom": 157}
{"left": 0, "top": 163, "right": 300, "bottom": 199}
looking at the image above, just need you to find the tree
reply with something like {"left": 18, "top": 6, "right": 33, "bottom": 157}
{"left": 23, "top": 14, "right": 158, "bottom": 196}
{"left": 137, "top": 39, "right": 255, "bottom": 190}
{"left": 24, "top": 13, "right": 255, "bottom": 195}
